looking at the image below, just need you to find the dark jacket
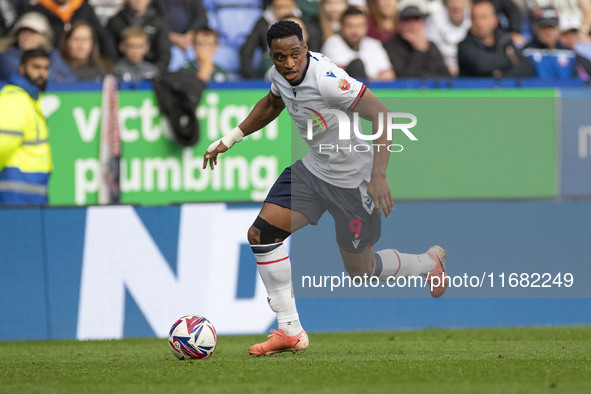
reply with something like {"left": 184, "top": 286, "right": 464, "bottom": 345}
{"left": 0, "top": 0, "right": 18, "bottom": 37}
{"left": 488, "top": 0, "right": 522, "bottom": 33}
{"left": 155, "top": 0, "right": 208, "bottom": 33}
{"left": 239, "top": 16, "right": 269, "bottom": 79}
{"left": 26, "top": 0, "right": 117, "bottom": 61}
{"left": 458, "top": 28, "right": 534, "bottom": 77}
{"left": 107, "top": 6, "right": 171, "bottom": 72}
{"left": 384, "top": 35, "right": 451, "bottom": 78}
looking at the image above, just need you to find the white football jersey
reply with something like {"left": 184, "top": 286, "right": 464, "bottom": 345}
{"left": 270, "top": 51, "right": 374, "bottom": 188}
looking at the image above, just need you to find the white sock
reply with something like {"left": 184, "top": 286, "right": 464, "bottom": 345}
{"left": 251, "top": 242, "right": 303, "bottom": 336}
{"left": 372, "top": 249, "right": 436, "bottom": 281}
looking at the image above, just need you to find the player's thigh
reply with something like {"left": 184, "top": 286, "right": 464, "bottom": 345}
{"left": 258, "top": 202, "right": 310, "bottom": 233}
{"left": 327, "top": 186, "right": 381, "bottom": 256}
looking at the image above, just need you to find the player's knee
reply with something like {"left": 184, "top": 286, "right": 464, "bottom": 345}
{"left": 250, "top": 216, "right": 291, "bottom": 245}
{"left": 247, "top": 225, "right": 261, "bottom": 245}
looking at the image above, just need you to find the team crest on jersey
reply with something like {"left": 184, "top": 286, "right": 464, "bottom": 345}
{"left": 338, "top": 78, "right": 351, "bottom": 91}
{"left": 290, "top": 99, "right": 299, "bottom": 113}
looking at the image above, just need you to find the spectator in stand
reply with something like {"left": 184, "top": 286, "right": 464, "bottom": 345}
{"left": 179, "top": 26, "right": 230, "bottom": 83}
{"left": 367, "top": 0, "right": 398, "bottom": 44}
{"left": 560, "top": 11, "right": 583, "bottom": 48}
{"left": 426, "top": 0, "right": 471, "bottom": 76}
{"left": 0, "top": 12, "right": 76, "bottom": 82}
{"left": 107, "top": 0, "right": 170, "bottom": 71}
{"left": 523, "top": 6, "right": 591, "bottom": 78}
{"left": 163, "top": 0, "right": 208, "bottom": 72}
{"left": 112, "top": 25, "right": 159, "bottom": 80}
{"left": 59, "top": 19, "right": 110, "bottom": 81}
{"left": 25, "top": 0, "right": 117, "bottom": 60}
{"left": 306, "top": 0, "right": 348, "bottom": 46}
{"left": 485, "top": 0, "right": 526, "bottom": 46}
{"left": 240, "top": 0, "right": 301, "bottom": 79}
{"left": 384, "top": 4, "right": 451, "bottom": 78}
{"left": 524, "top": 0, "right": 591, "bottom": 43}
{"left": 322, "top": 6, "right": 395, "bottom": 80}
{"left": 458, "top": 0, "right": 534, "bottom": 76}
{"left": 89, "top": 0, "right": 125, "bottom": 26}
{"left": 559, "top": 10, "right": 591, "bottom": 59}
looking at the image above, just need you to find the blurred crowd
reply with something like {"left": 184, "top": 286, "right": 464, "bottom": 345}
{"left": 1, "top": 0, "right": 591, "bottom": 83}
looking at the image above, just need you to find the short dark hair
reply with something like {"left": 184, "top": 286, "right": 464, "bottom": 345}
{"left": 266, "top": 20, "right": 303, "bottom": 49}
{"left": 20, "top": 48, "right": 50, "bottom": 65}
{"left": 194, "top": 26, "right": 219, "bottom": 42}
{"left": 340, "top": 6, "right": 365, "bottom": 24}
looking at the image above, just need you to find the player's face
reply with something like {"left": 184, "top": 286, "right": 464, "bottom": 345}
{"left": 270, "top": 35, "right": 308, "bottom": 83}
{"left": 19, "top": 56, "right": 50, "bottom": 91}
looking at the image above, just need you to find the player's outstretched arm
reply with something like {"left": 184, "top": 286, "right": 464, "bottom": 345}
{"left": 203, "top": 91, "right": 285, "bottom": 170}
{"left": 355, "top": 88, "right": 394, "bottom": 218}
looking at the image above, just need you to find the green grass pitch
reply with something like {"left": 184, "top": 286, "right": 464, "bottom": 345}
{"left": 1, "top": 326, "right": 590, "bottom": 393}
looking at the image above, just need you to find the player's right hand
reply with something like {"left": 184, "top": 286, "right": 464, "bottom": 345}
{"left": 203, "top": 140, "right": 228, "bottom": 170}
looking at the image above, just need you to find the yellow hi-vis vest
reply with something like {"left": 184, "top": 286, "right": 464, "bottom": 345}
{"left": 0, "top": 84, "right": 52, "bottom": 205}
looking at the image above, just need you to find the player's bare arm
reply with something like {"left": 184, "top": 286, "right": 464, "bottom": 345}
{"left": 355, "top": 88, "right": 394, "bottom": 218}
{"left": 202, "top": 91, "right": 285, "bottom": 170}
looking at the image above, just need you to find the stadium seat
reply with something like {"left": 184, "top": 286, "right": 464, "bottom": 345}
{"left": 214, "top": 43, "right": 241, "bottom": 74}
{"left": 215, "top": 7, "right": 262, "bottom": 48}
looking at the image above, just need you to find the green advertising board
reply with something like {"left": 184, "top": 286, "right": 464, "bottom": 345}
{"left": 45, "top": 87, "right": 556, "bottom": 205}
{"left": 46, "top": 89, "right": 291, "bottom": 205}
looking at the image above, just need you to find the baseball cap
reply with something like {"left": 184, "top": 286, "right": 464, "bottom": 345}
{"left": 399, "top": 5, "right": 429, "bottom": 20}
{"left": 559, "top": 13, "right": 581, "bottom": 32}
{"left": 532, "top": 6, "right": 559, "bottom": 27}
{"left": 12, "top": 12, "right": 52, "bottom": 36}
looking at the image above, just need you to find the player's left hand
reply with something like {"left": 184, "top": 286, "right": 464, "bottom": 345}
{"left": 368, "top": 175, "right": 394, "bottom": 218}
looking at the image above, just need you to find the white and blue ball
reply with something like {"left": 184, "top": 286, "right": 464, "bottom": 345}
{"left": 168, "top": 315, "right": 217, "bottom": 360}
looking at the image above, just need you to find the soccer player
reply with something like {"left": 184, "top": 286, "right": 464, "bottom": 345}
{"left": 203, "top": 21, "right": 447, "bottom": 356}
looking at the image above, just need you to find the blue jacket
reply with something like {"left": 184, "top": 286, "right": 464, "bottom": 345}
{"left": 523, "top": 39, "right": 591, "bottom": 79}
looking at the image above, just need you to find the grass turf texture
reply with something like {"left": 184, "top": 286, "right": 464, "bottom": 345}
{"left": 1, "top": 326, "right": 590, "bottom": 394}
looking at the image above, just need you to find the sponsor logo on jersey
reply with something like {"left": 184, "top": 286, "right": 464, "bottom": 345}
{"left": 325, "top": 71, "right": 336, "bottom": 78}
{"left": 304, "top": 107, "right": 328, "bottom": 132}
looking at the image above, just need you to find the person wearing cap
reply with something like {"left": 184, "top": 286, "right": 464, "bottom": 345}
{"left": 523, "top": 6, "right": 591, "bottom": 79}
{"left": 0, "top": 49, "right": 52, "bottom": 205}
{"left": 384, "top": 3, "right": 450, "bottom": 78}
{"left": 458, "top": 0, "right": 534, "bottom": 77}
{"left": 0, "top": 11, "right": 76, "bottom": 82}
{"left": 321, "top": 6, "right": 395, "bottom": 80}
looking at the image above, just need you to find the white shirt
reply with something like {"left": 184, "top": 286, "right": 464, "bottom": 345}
{"left": 425, "top": 3, "right": 471, "bottom": 72}
{"left": 321, "top": 35, "right": 393, "bottom": 80}
{"left": 270, "top": 51, "right": 374, "bottom": 188}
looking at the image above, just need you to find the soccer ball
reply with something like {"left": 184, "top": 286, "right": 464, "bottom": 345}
{"left": 168, "top": 315, "right": 217, "bottom": 360}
